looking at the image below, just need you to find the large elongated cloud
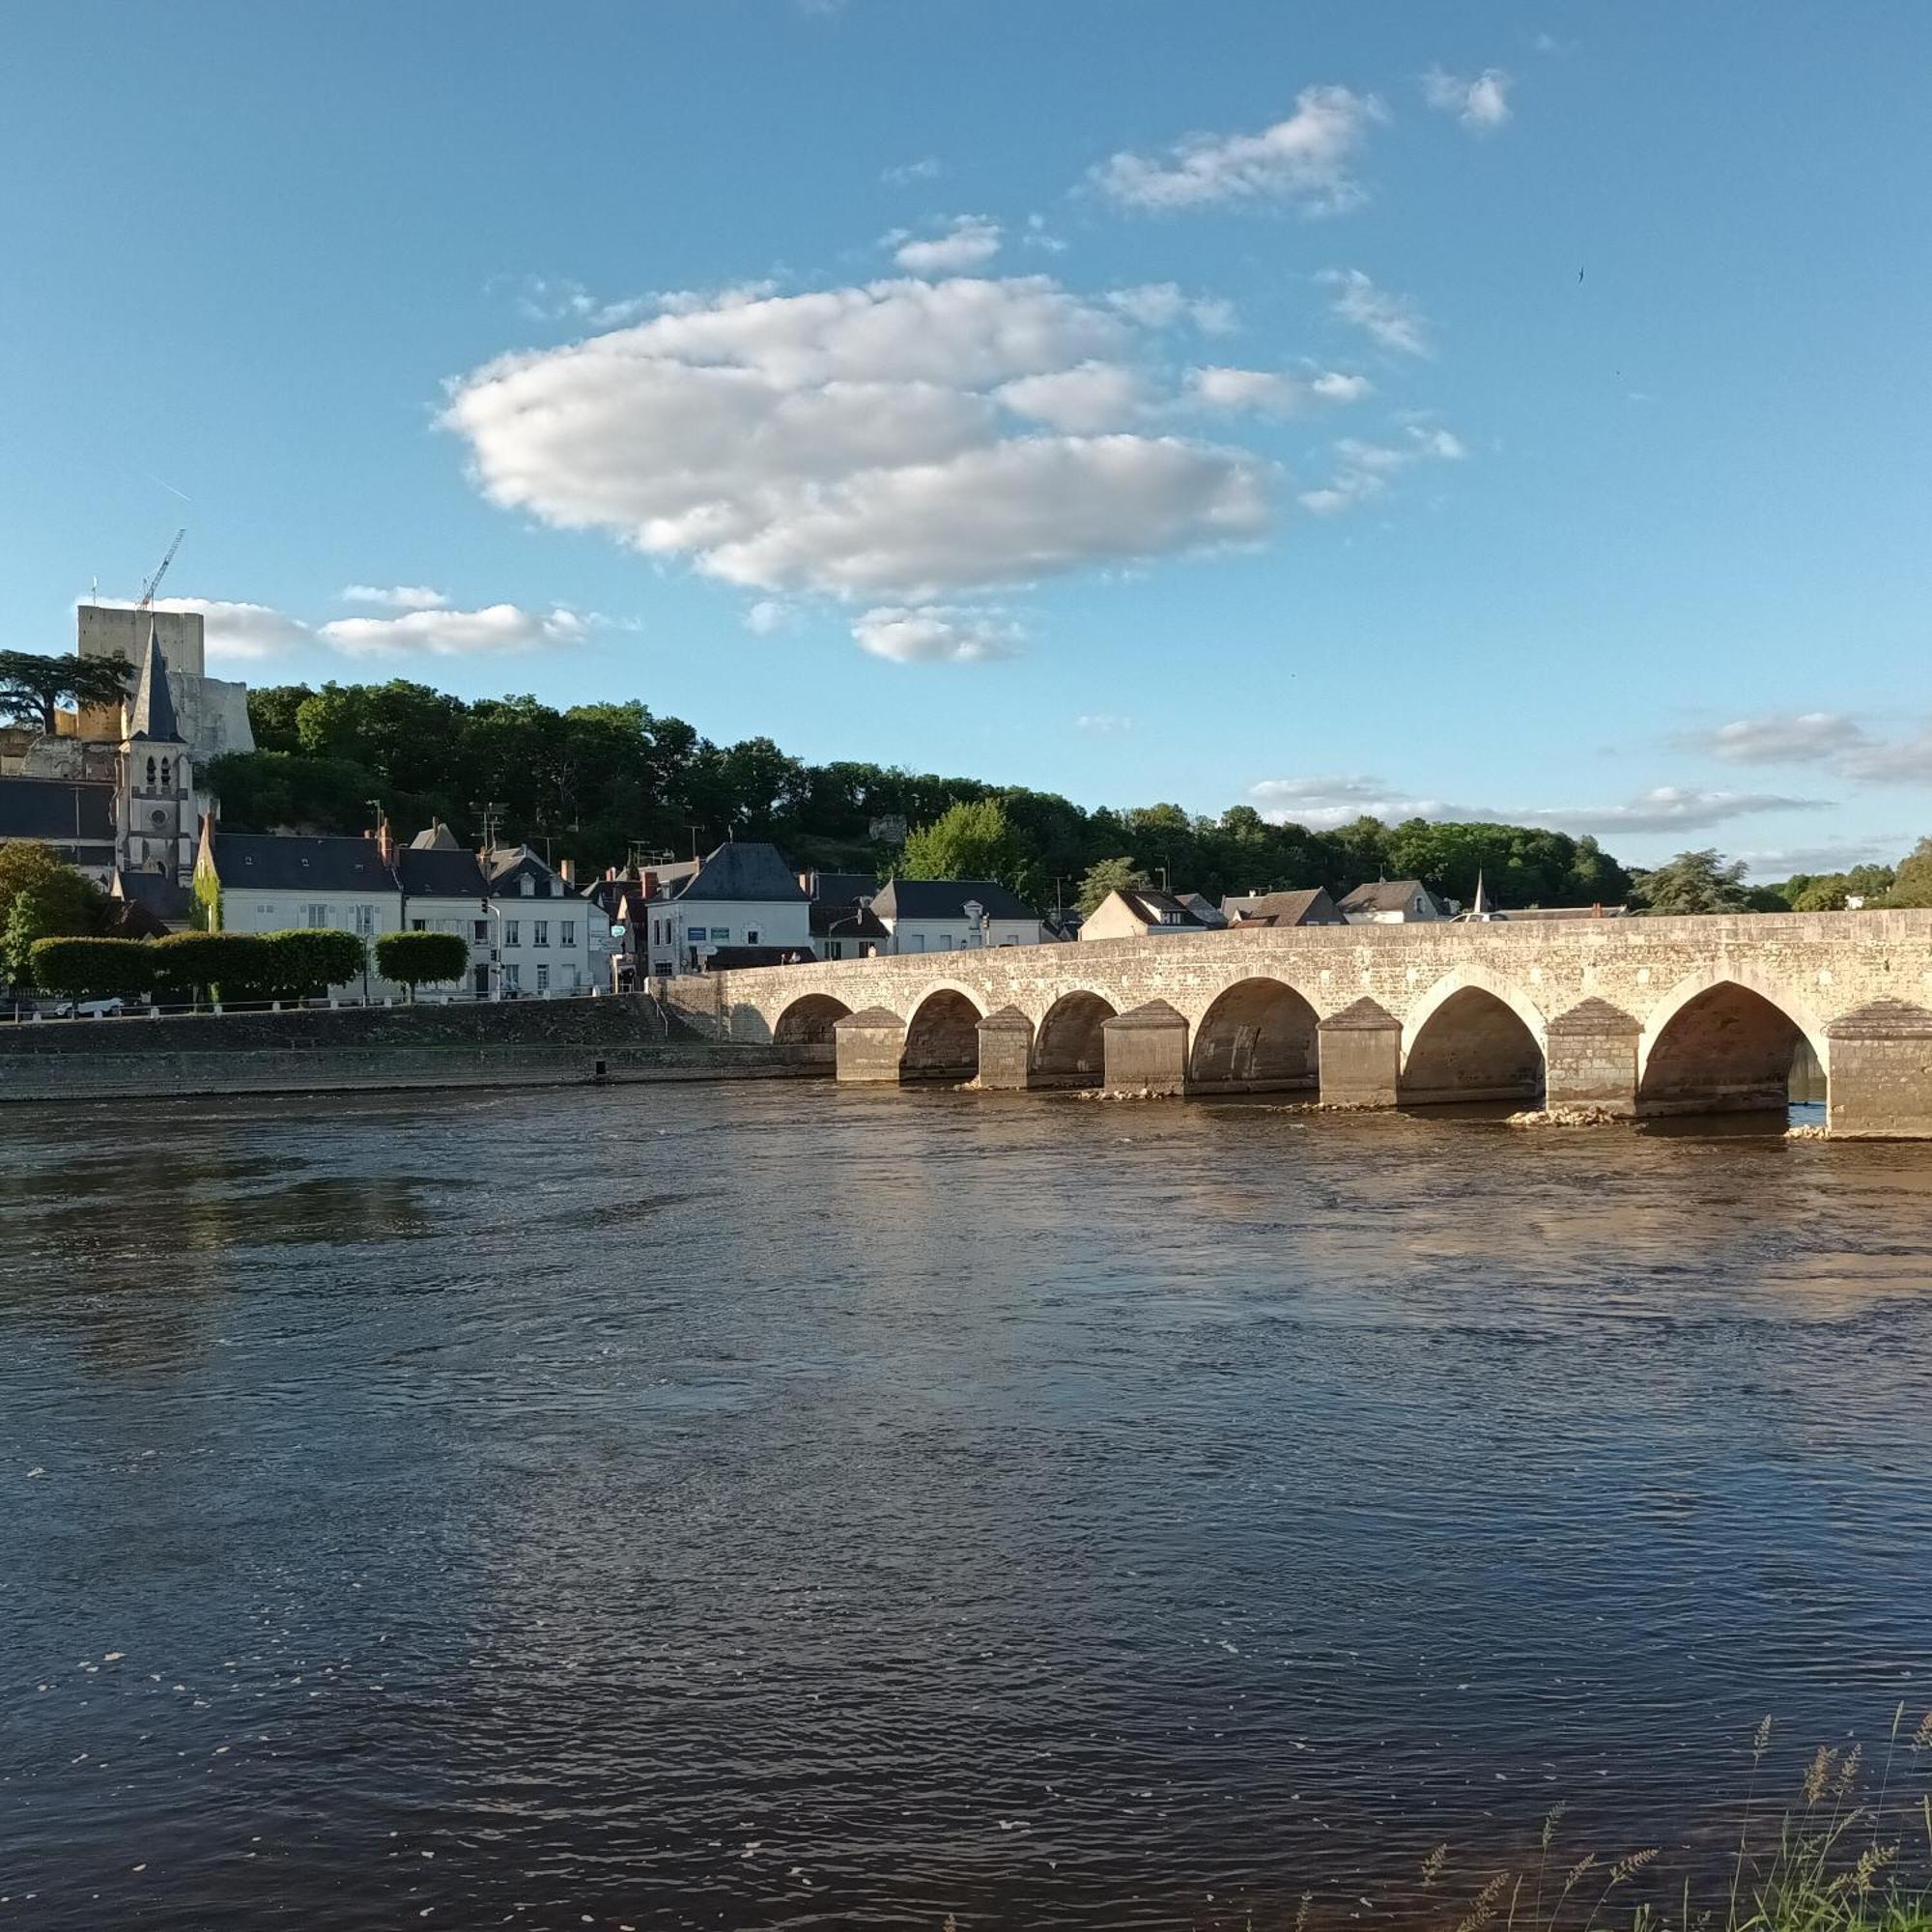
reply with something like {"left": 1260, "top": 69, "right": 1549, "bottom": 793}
{"left": 441, "top": 276, "right": 1272, "bottom": 626}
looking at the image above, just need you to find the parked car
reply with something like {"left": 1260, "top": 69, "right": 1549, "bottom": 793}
{"left": 45, "top": 996, "right": 126, "bottom": 1019}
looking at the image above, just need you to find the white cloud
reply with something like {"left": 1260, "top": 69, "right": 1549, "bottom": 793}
{"left": 1186, "top": 366, "right": 1304, "bottom": 416}
{"left": 118, "top": 597, "right": 311, "bottom": 665}
{"left": 340, "top": 583, "right": 450, "bottom": 611}
{"left": 882, "top": 156, "right": 942, "bottom": 185}
{"left": 1076, "top": 712, "right": 1134, "bottom": 733}
{"left": 1245, "top": 774, "right": 1825, "bottom": 836}
{"left": 1690, "top": 712, "right": 1870, "bottom": 765}
{"left": 889, "top": 216, "right": 1002, "bottom": 273}
{"left": 514, "top": 276, "right": 651, "bottom": 330}
{"left": 1320, "top": 268, "right": 1431, "bottom": 355}
{"left": 996, "top": 360, "right": 1146, "bottom": 431}
{"left": 743, "top": 599, "right": 794, "bottom": 636}
{"left": 318, "top": 604, "right": 590, "bottom": 658}
{"left": 1841, "top": 730, "right": 1932, "bottom": 785}
{"left": 1422, "top": 68, "right": 1514, "bottom": 131}
{"left": 442, "top": 274, "right": 1271, "bottom": 617}
{"left": 1297, "top": 422, "right": 1465, "bottom": 514}
{"left": 1737, "top": 838, "right": 1908, "bottom": 879}
{"left": 1022, "top": 213, "right": 1067, "bottom": 254}
{"left": 1093, "top": 85, "right": 1385, "bottom": 214}
{"left": 1309, "top": 370, "right": 1374, "bottom": 403}
{"left": 852, "top": 606, "right": 1019, "bottom": 664}
{"left": 1105, "top": 282, "right": 1238, "bottom": 333}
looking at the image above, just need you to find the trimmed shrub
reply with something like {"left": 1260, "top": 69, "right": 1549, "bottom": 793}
{"left": 27, "top": 936, "right": 155, "bottom": 998}
{"left": 151, "top": 930, "right": 275, "bottom": 1003}
{"left": 260, "top": 928, "right": 367, "bottom": 999}
{"left": 375, "top": 929, "right": 469, "bottom": 1000}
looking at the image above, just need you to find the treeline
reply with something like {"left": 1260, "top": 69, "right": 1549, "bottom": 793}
{"left": 213, "top": 680, "right": 1635, "bottom": 911}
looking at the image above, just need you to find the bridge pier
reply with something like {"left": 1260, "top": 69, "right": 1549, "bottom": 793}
{"left": 1544, "top": 998, "right": 1641, "bottom": 1117}
{"left": 1317, "top": 998, "right": 1402, "bottom": 1107}
{"left": 1826, "top": 1000, "right": 1932, "bottom": 1139}
{"left": 1102, "top": 1000, "right": 1189, "bottom": 1096}
{"left": 976, "top": 1006, "right": 1036, "bottom": 1090}
{"left": 834, "top": 1007, "right": 907, "bottom": 1084}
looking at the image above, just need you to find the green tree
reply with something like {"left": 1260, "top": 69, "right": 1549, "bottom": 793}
{"left": 0, "top": 842, "right": 106, "bottom": 954}
{"left": 1630, "top": 848, "right": 1756, "bottom": 916}
{"left": 376, "top": 930, "right": 469, "bottom": 1002}
{"left": 26, "top": 935, "right": 155, "bottom": 998}
{"left": 1884, "top": 838, "right": 1932, "bottom": 908}
{"left": 151, "top": 931, "right": 274, "bottom": 1004}
{"left": 900, "top": 799, "right": 1037, "bottom": 895}
{"left": 245, "top": 683, "right": 316, "bottom": 755}
{"left": 0, "top": 649, "right": 134, "bottom": 736}
{"left": 260, "top": 929, "right": 367, "bottom": 999}
{"left": 1076, "top": 857, "right": 1152, "bottom": 914}
{"left": 1790, "top": 863, "right": 1897, "bottom": 911}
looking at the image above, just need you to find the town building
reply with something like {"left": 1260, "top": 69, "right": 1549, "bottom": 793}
{"left": 1079, "top": 886, "right": 1218, "bottom": 942}
{"left": 1223, "top": 887, "right": 1348, "bottom": 927}
{"left": 800, "top": 868, "right": 891, "bottom": 962}
{"left": 644, "top": 840, "right": 812, "bottom": 975}
{"left": 867, "top": 877, "right": 1044, "bottom": 953}
{"left": 1337, "top": 879, "right": 1451, "bottom": 923}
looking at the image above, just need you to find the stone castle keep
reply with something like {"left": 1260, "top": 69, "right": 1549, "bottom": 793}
{"left": 660, "top": 911, "right": 1932, "bottom": 1139}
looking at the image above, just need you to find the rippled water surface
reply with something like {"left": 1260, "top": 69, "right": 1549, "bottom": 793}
{"left": 4, "top": 1083, "right": 1932, "bottom": 1930}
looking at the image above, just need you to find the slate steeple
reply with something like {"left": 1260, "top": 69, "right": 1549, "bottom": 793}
{"left": 126, "top": 621, "right": 182, "bottom": 743}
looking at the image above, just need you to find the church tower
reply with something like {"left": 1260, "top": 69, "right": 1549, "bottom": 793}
{"left": 118, "top": 622, "right": 195, "bottom": 883}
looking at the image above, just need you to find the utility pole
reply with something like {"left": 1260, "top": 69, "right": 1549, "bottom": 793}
{"left": 475, "top": 800, "right": 507, "bottom": 856}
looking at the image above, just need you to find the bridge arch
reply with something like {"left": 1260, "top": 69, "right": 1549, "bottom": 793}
{"left": 1188, "top": 977, "right": 1320, "bottom": 1094}
{"left": 1033, "top": 990, "right": 1116, "bottom": 1087}
{"left": 772, "top": 992, "right": 852, "bottom": 1053}
{"left": 901, "top": 983, "right": 987, "bottom": 1082}
{"left": 1400, "top": 968, "right": 1548, "bottom": 1105}
{"left": 1637, "top": 970, "right": 1828, "bottom": 1116}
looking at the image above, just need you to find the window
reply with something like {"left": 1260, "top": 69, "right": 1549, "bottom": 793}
{"left": 159, "top": 758, "right": 172, "bottom": 789}
{"left": 502, "top": 964, "right": 521, "bottom": 990}
{"left": 536, "top": 964, "right": 550, "bottom": 993}
{"left": 745, "top": 927, "right": 759, "bottom": 945}
{"left": 355, "top": 906, "right": 376, "bottom": 938}
{"left": 938, "top": 934, "right": 954, "bottom": 951}
{"left": 827, "top": 941, "right": 842, "bottom": 960}
{"left": 560, "top": 921, "right": 576, "bottom": 947}
{"left": 412, "top": 918, "right": 426, "bottom": 932}
{"left": 520, "top": 877, "right": 534, "bottom": 897}
{"left": 473, "top": 919, "right": 489, "bottom": 943}
{"left": 307, "top": 903, "right": 329, "bottom": 928}
{"left": 504, "top": 919, "right": 520, "bottom": 947}
{"left": 906, "top": 933, "right": 925, "bottom": 952}
{"left": 533, "top": 921, "right": 549, "bottom": 948}
{"left": 145, "top": 756, "right": 156, "bottom": 787}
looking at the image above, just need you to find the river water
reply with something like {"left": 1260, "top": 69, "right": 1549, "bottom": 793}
{"left": 4, "top": 1084, "right": 1931, "bottom": 1930}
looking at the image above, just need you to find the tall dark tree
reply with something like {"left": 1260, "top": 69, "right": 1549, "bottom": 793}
{"left": 0, "top": 650, "right": 134, "bottom": 736}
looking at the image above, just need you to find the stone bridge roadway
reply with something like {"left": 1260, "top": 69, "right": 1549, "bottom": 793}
{"left": 658, "top": 910, "right": 1932, "bottom": 1137}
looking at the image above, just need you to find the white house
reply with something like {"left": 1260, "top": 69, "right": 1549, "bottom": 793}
{"left": 1337, "top": 879, "right": 1451, "bottom": 923}
{"left": 868, "top": 878, "right": 1043, "bottom": 953}
{"left": 195, "top": 826, "right": 405, "bottom": 999}
{"left": 1079, "top": 886, "right": 1218, "bottom": 942}
{"left": 646, "top": 841, "right": 812, "bottom": 975}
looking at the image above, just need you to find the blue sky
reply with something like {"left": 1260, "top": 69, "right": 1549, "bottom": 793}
{"left": 3, "top": 1, "right": 1927, "bottom": 874}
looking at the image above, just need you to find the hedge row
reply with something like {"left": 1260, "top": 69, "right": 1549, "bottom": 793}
{"left": 27, "top": 928, "right": 371, "bottom": 1000}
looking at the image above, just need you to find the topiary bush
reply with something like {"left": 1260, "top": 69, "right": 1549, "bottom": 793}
{"left": 260, "top": 928, "right": 367, "bottom": 1000}
{"left": 150, "top": 930, "right": 275, "bottom": 1004}
{"left": 27, "top": 936, "right": 155, "bottom": 999}
{"left": 375, "top": 929, "right": 469, "bottom": 1001}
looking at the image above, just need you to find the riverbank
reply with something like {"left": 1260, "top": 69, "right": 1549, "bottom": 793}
{"left": 0, "top": 994, "right": 822, "bottom": 1101}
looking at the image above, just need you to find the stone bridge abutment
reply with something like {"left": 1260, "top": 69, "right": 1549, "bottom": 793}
{"left": 664, "top": 912, "right": 1932, "bottom": 1137}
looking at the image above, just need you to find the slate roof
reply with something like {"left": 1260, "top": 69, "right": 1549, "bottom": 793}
{"left": 669, "top": 841, "right": 809, "bottom": 904}
{"left": 0, "top": 777, "right": 114, "bottom": 843}
{"left": 806, "top": 870, "right": 880, "bottom": 904}
{"left": 126, "top": 625, "right": 182, "bottom": 743}
{"left": 205, "top": 832, "right": 396, "bottom": 893}
{"left": 112, "top": 869, "right": 193, "bottom": 924}
{"left": 1226, "top": 887, "right": 1345, "bottom": 927}
{"left": 397, "top": 845, "right": 489, "bottom": 898}
{"left": 1338, "top": 878, "right": 1448, "bottom": 918}
{"left": 810, "top": 900, "right": 891, "bottom": 941}
{"left": 869, "top": 877, "right": 1038, "bottom": 922}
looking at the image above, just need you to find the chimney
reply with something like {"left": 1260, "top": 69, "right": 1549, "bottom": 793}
{"left": 375, "top": 815, "right": 395, "bottom": 867}
{"left": 558, "top": 856, "right": 576, "bottom": 884}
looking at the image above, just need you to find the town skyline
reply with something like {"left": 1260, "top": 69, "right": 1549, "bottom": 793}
{"left": 3, "top": 1, "right": 1925, "bottom": 877}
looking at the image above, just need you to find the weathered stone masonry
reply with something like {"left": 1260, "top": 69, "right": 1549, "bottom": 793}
{"left": 657, "top": 910, "right": 1932, "bottom": 1138}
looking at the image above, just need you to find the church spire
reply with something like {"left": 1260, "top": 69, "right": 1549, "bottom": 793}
{"left": 126, "top": 621, "right": 182, "bottom": 743}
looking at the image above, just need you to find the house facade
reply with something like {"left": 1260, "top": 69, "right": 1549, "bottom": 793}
{"left": 1079, "top": 886, "right": 1217, "bottom": 942}
{"left": 645, "top": 841, "right": 812, "bottom": 975}
{"left": 868, "top": 878, "right": 1043, "bottom": 953}
{"left": 1337, "top": 879, "right": 1451, "bottom": 923}
{"left": 1223, "top": 887, "right": 1348, "bottom": 927}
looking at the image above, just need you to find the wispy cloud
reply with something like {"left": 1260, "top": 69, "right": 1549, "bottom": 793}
{"left": 886, "top": 215, "right": 1001, "bottom": 273}
{"left": 1092, "top": 85, "right": 1385, "bottom": 214}
{"left": 511, "top": 276, "right": 651, "bottom": 330}
{"left": 881, "top": 156, "right": 942, "bottom": 186}
{"left": 1687, "top": 710, "right": 1932, "bottom": 785}
{"left": 340, "top": 583, "right": 449, "bottom": 611}
{"left": 1422, "top": 67, "right": 1514, "bottom": 131}
{"left": 1320, "top": 268, "right": 1431, "bottom": 355}
{"left": 853, "top": 606, "right": 1020, "bottom": 665}
{"left": 1076, "top": 712, "right": 1134, "bottom": 733}
{"left": 319, "top": 604, "right": 591, "bottom": 658}
{"left": 1298, "top": 422, "right": 1464, "bottom": 515}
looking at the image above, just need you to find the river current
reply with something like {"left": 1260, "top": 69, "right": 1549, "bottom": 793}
{"left": 3, "top": 1083, "right": 1931, "bottom": 1929}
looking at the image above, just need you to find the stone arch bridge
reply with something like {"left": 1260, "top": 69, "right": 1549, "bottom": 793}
{"left": 658, "top": 911, "right": 1932, "bottom": 1137}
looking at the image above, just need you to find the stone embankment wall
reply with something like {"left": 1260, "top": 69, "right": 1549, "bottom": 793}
{"left": 0, "top": 996, "right": 817, "bottom": 1104}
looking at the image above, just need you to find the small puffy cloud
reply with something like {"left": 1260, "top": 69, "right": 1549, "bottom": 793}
{"left": 1186, "top": 366, "right": 1303, "bottom": 417}
{"left": 1309, "top": 370, "right": 1373, "bottom": 403}
{"left": 443, "top": 275, "right": 1271, "bottom": 611}
{"left": 1320, "top": 268, "right": 1431, "bottom": 355}
{"left": 1690, "top": 712, "right": 1871, "bottom": 765}
{"left": 996, "top": 361, "right": 1146, "bottom": 431}
{"left": 743, "top": 599, "right": 794, "bottom": 636}
{"left": 514, "top": 276, "right": 651, "bottom": 330}
{"left": 1093, "top": 85, "right": 1385, "bottom": 214}
{"left": 882, "top": 156, "right": 942, "bottom": 185}
{"left": 1022, "top": 213, "right": 1067, "bottom": 254}
{"left": 340, "top": 583, "right": 450, "bottom": 611}
{"left": 1105, "top": 282, "right": 1238, "bottom": 333}
{"left": 852, "top": 606, "right": 1019, "bottom": 664}
{"left": 1422, "top": 68, "right": 1513, "bottom": 131}
{"left": 319, "top": 603, "right": 590, "bottom": 658}
{"left": 1076, "top": 712, "right": 1134, "bottom": 733}
{"left": 134, "top": 597, "right": 311, "bottom": 665}
{"left": 889, "top": 215, "right": 1002, "bottom": 273}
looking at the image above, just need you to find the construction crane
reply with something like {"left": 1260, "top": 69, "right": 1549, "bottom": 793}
{"left": 138, "top": 527, "right": 185, "bottom": 609}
